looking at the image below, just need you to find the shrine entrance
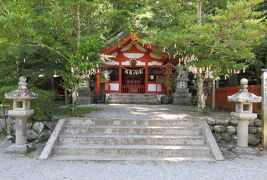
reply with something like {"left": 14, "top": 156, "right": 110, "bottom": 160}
{"left": 122, "top": 68, "right": 145, "bottom": 94}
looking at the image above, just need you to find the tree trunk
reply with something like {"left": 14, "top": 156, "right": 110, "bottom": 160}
{"left": 76, "top": 4, "right": 81, "bottom": 49}
{"left": 211, "top": 78, "right": 216, "bottom": 110}
{"left": 71, "top": 4, "right": 81, "bottom": 112}
{"left": 64, "top": 89, "right": 68, "bottom": 106}
{"left": 196, "top": 0, "right": 202, "bottom": 23}
{"left": 196, "top": 72, "right": 206, "bottom": 112}
{"left": 195, "top": 0, "right": 206, "bottom": 112}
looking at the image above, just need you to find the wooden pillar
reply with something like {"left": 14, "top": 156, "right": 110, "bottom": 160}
{"left": 119, "top": 64, "right": 122, "bottom": 93}
{"left": 145, "top": 63, "right": 148, "bottom": 94}
{"left": 166, "top": 74, "right": 170, "bottom": 96}
{"left": 96, "top": 72, "right": 101, "bottom": 95}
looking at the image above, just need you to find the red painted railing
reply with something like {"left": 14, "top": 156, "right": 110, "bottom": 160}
{"left": 206, "top": 85, "right": 261, "bottom": 112}
{"left": 122, "top": 84, "right": 145, "bottom": 94}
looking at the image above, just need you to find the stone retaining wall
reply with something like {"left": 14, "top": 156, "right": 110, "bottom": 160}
{"left": 0, "top": 117, "right": 58, "bottom": 143}
{"left": 207, "top": 117, "right": 262, "bottom": 146}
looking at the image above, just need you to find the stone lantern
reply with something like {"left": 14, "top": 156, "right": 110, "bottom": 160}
{"left": 5, "top": 76, "right": 37, "bottom": 153}
{"left": 228, "top": 78, "right": 261, "bottom": 148}
{"left": 173, "top": 64, "right": 192, "bottom": 105}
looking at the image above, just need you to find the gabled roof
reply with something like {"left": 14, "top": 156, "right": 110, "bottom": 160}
{"left": 100, "top": 32, "right": 155, "bottom": 54}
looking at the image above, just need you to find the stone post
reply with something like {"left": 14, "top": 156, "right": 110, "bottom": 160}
{"left": 262, "top": 69, "right": 267, "bottom": 149}
{"left": 15, "top": 117, "right": 28, "bottom": 145}
{"left": 5, "top": 76, "right": 37, "bottom": 154}
{"left": 237, "top": 119, "right": 249, "bottom": 147}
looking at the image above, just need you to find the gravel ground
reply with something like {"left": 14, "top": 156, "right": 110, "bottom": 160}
{"left": 1, "top": 104, "right": 267, "bottom": 180}
{"left": 83, "top": 104, "right": 202, "bottom": 120}
{"left": 1, "top": 151, "right": 267, "bottom": 180}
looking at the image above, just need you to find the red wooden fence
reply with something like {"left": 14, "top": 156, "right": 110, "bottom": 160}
{"left": 122, "top": 84, "right": 145, "bottom": 94}
{"left": 206, "top": 85, "right": 261, "bottom": 112}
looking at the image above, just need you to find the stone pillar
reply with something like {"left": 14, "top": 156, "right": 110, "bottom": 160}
{"left": 262, "top": 69, "right": 267, "bottom": 149}
{"left": 15, "top": 118, "right": 27, "bottom": 145}
{"left": 173, "top": 65, "right": 192, "bottom": 105}
{"left": 237, "top": 119, "right": 249, "bottom": 147}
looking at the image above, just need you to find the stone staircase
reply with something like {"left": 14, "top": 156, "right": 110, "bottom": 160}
{"left": 105, "top": 93, "right": 161, "bottom": 104}
{"left": 43, "top": 117, "right": 223, "bottom": 161}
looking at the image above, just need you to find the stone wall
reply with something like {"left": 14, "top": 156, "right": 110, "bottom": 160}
{"left": 207, "top": 117, "right": 262, "bottom": 146}
{"left": 0, "top": 117, "right": 58, "bottom": 143}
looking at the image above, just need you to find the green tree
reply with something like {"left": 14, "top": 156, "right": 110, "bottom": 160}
{"left": 0, "top": 0, "right": 119, "bottom": 110}
{"left": 136, "top": 0, "right": 266, "bottom": 111}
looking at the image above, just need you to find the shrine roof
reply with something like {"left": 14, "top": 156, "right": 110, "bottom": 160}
{"left": 100, "top": 32, "right": 155, "bottom": 54}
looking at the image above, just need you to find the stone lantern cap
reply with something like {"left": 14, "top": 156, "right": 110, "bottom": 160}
{"left": 228, "top": 78, "right": 261, "bottom": 103}
{"left": 5, "top": 76, "right": 37, "bottom": 100}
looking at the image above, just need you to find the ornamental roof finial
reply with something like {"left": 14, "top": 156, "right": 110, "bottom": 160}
{"left": 240, "top": 78, "right": 248, "bottom": 92}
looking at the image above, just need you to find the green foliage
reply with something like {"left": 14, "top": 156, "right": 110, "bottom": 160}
{"left": 30, "top": 88, "right": 55, "bottom": 122}
{"left": 0, "top": 85, "right": 55, "bottom": 122}
{"left": 0, "top": 0, "right": 115, "bottom": 96}
{"left": 0, "top": 85, "right": 16, "bottom": 106}
{"left": 0, "top": 0, "right": 266, "bottom": 113}
{"left": 54, "top": 106, "right": 101, "bottom": 117}
{"left": 150, "top": 1, "right": 266, "bottom": 76}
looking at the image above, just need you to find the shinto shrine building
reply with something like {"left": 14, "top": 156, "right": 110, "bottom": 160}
{"left": 96, "top": 32, "right": 173, "bottom": 96}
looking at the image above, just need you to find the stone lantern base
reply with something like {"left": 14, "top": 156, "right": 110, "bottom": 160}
{"left": 230, "top": 146, "right": 259, "bottom": 156}
{"left": 77, "top": 87, "right": 92, "bottom": 105}
{"left": 172, "top": 89, "right": 192, "bottom": 106}
{"left": 5, "top": 144, "right": 35, "bottom": 154}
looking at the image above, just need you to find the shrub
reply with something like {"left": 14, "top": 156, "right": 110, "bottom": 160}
{"left": 30, "top": 88, "right": 55, "bottom": 121}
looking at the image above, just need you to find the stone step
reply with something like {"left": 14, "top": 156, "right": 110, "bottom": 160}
{"left": 51, "top": 154, "right": 214, "bottom": 161}
{"left": 107, "top": 98, "right": 158, "bottom": 101}
{"left": 65, "top": 118, "right": 199, "bottom": 127}
{"left": 58, "top": 134, "right": 205, "bottom": 145}
{"left": 108, "top": 94, "right": 158, "bottom": 97}
{"left": 53, "top": 144, "right": 211, "bottom": 158}
{"left": 62, "top": 125, "right": 202, "bottom": 136}
{"left": 106, "top": 94, "right": 160, "bottom": 104}
{"left": 107, "top": 100, "right": 160, "bottom": 104}
{"left": 107, "top": 100, "right": 159, "bottom": 103}
{"left": 108, "top": 96, "right": 158, "bottom": 99}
